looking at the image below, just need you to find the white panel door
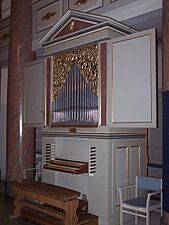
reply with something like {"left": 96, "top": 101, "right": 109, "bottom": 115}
{"left": 24, "top": 59, "right": 47, "bottom": 127}
{"left": 107, "top": 29, "right": 156, "bottom": 128}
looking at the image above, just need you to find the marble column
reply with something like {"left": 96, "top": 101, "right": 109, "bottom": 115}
{"left": 0, "top": 0, "right": 1, "bottom": 100}
{"left": 0, "top": 0, "right": 1, "bottom": 19}
{"left": 6, "top": 0, "right": 35, "bottom": 185}
{"left": 162, "top": 0, "right": 169, "bottom": 224}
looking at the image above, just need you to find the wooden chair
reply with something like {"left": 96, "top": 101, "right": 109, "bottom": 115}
{"left": 23, "top": 161, "right": 42, "bottom": 181}
{"left": 118, "top": 176, "right": 162, "bottom": 225}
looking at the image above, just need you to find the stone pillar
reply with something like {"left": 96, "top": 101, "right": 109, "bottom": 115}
{"left": 0, "top": 0, "right": 1, "bottom": 19}
{"left": 0, "top": 0, "right": 1, "bottom": 98}
{"left": 6, "top": 0, "right": 35, "bottom": 187}
{"left": 162, "top": 0, "right": 169, "bottom": 224}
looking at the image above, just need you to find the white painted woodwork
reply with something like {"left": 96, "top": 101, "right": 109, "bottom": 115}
{"left": 24, "top": 60, "right": 47, "bottom": 127}
{"left": 32, "top": 0, "right": 63, "bottom": 47}
{"left": 24, "top": 9, "right": 156, "bottom": 225}
{"left": 2, "top": 0, "right": 11, "bottom": 19}
{"left": 112, "top": 139, "right": 145, "bottom": 224}
{"left": 39, "top": 10, "right": 134, "bottom": 55}
{"left": 42, "top": 134, "right": 145, "bottom": 225}
{"left": 0, "top": 18, "right": 10, "bottom": 64}
{"left": 42, "top": 136, "right": 56, "bottom": 184}
{"left": 107, "top": 29, "right": 156, "bottom": 128}
{"left": 103, "top": 0, "right": 162, "bottom": 22}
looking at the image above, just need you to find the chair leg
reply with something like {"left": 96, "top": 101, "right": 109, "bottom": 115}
{"left": 120, "top": 208, "right": 123, "bottom": 225}
{"left": 146, "top": 212, "right": 150, "bottom": 225}
{"left": 135, "top": 214, "right": 138, "bottom": 225}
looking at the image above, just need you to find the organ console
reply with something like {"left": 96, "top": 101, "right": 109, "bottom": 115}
{"left": 44, "top": 158, "right": 88, "bottom": 174}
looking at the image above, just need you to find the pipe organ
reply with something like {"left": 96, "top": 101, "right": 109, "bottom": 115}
{"left": 24, "top": 10, "right": 157, "bottom": 225}
{"left": 51, "top": 45, "right": 98, "bottom": 127}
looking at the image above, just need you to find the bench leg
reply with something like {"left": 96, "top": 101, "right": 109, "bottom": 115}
{"left": 64, "top": 199, "right": 79, "bottom": 225}
{"left": 13, "top": 195, "right": 22, "bottom": 217}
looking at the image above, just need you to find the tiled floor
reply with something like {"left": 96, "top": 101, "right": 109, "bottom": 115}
{"left": 0, "top": 194, "right": 161, "bottom": 225}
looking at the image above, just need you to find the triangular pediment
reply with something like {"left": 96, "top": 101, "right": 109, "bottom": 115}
{"left": 51, "top": 18, "right": 97, "bottom": 40}
{"left": 40, "top": 10, "right": 135, "bottom": 47}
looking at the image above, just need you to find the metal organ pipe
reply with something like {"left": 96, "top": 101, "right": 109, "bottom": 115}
{"left": 52, "top": 64, "right": 98, "bottom": 126}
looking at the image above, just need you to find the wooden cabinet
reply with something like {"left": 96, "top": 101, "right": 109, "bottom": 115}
{"left": 24, "top": 59, "right": 47, "bottom": 127}
{"left": 24, "top": 29, "right": 157, "bottom": 128}
{"left": 41, "top": 132, "right": 146, "bottom": 225}
{"left": 24, "top": 12, "right": 157, "bottom": 128}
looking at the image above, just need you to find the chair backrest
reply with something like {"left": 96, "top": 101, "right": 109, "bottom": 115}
{"left": 136, "top": 176, "right": 162, "bottom": 191}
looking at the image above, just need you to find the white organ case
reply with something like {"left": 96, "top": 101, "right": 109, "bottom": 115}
{"left": 24, "top": 10, "right": 156, "bottom": 225}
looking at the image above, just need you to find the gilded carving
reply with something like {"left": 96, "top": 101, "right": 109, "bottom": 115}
{"left": 74, "top": 0, "right": 88, "bottom": 5}
{"left": 69, "top": 20, "right": 75, "bottom": 32}
{"left": 53, "top": 44, "right": 98, "bottom": 99}
{"left": 42, "top": 11, "right": 57, "bottom": 21}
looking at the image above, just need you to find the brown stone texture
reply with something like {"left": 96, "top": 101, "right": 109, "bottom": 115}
{"left": 0, "top": 1, "right": 1, "bottom": 19}
{"left": 163, "top": 0, "right": 169, "bottom": 91}
{"left": 0, "top": 0, "right": 1, "bottom": 101}
{"left": 6, "top": 0, "right": 35, "bottom": 181}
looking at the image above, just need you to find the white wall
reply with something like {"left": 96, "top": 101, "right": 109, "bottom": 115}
{"left": 0, "top": 67, "right": 8, "bottom": 180}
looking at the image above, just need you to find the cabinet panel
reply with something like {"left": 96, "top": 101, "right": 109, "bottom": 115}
{"left": 32, "top": 0, "right": 63, "bottom": 51}
{"left": 107, "top": 29, "right": 156, "bottom": 128}
{"left": 24, "top": 60, "right": 47, "bottom": 127}
{"left": 113, "top": 140, "right": 145, "bottom": 206}
{"left": 115, "top": 146, "right": 129, "bottom": 188}
{"left": 129, "top": 146, "right": 141, "bottom": 184}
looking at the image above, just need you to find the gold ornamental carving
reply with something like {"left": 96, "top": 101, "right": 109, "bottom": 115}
{"left": 69, "top": 20, "right": 75, "bottom": 32}
{"left": 53, "top": 44, "right": 98, "bottom": 99}
{"left": 42, "top": 11, "right": 56, "bottom": 21}
{"left": 74, "top": 0, "right": 88, "bottom": 5}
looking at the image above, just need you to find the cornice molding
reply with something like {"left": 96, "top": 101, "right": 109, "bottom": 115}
{"left": 103, "top": 0, "right": 162, "bottom": 21}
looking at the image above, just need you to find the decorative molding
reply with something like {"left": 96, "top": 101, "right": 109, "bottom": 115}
{"left": 41, "top": 130, "right": 145, "bottom": 139}
{"left": 36, "top": 0, "right": 62, "bottom": 33}
{"left": 104, "top": 0, "right": 162, "bottom": 21}
{"left": 40, "top": 10, "right": 135, "bottom": 48}
{"left": 74, "top": 0, "right": 88, "bottom": 5}
{"left": 110, "top": 0, "right": 118, "bottom": 3}
{"left": 0, "top": 26, "right": 9, "bottom": 48}
{"left": 51, "top": 18, "right": 97, "bottom": 41}
{"left": 42, "top": 11, "right": 57, "bottom": 21}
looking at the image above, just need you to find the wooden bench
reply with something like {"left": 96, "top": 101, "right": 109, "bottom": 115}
{"left": 12, "top": 180, "right": 80, "bottom": 225}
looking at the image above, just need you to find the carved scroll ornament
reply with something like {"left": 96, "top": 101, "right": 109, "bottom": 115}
{"left": 42, "top": 11, "right": 57, "bottom": 21}
{"left": 74, "top": 0, "right": 88, "bottom": 5}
